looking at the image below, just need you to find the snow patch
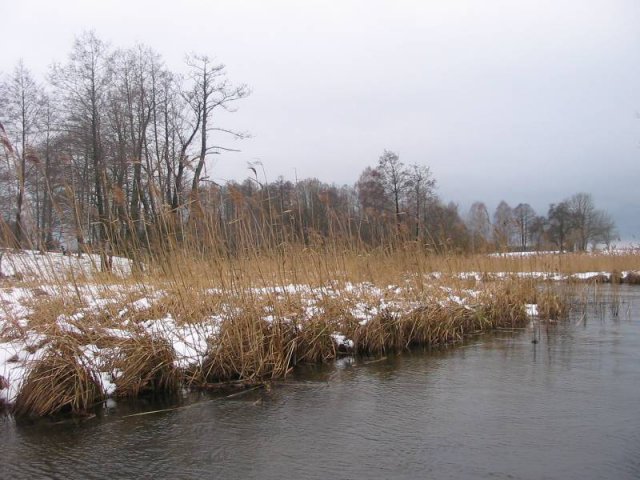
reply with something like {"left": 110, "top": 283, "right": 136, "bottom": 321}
{"left": 331, "top": 333, "right": 354, "bottom": 350}
{"left": 525, "top": 304, "right": 539, "bottom": 317}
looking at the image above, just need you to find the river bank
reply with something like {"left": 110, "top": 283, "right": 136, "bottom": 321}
{"left": 0, "top": 248, "right": 637, "bottom": 416}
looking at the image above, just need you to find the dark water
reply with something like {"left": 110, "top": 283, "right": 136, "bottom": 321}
{"left": 2, "top": 285, "right": 640, "bottom": 480}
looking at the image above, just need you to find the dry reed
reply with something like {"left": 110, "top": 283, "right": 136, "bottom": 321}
{"left": 14, "top": 340, "right": 102, "bottom": 416}
{"left": 109, "top": 335, "right": 181, "bottom": 397}
{"left": 3, "top": 231, "right": 636, "bottom": 416}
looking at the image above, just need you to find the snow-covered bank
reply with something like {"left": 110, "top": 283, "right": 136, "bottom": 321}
{"left": 488, "top": 246, "right": 640, "bottom": 257}
{"left": 453, "top": 270, "right": 640, "bottom": 283}
{"left": 0, "top": 276, "right": 552, "bottom": 414}
{"left": 2, "top": 247, "right": 636, "bottom": 415}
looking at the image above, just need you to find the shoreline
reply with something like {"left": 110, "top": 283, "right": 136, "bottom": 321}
{"left": 1, "top": 249, "right": 638, "bottom": 417}
{"left": 1, "top": 278, "right": 561, "bottom": 416}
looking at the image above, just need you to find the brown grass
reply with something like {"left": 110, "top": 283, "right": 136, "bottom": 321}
{"left": 4, "top": 278, "right": 568, "bottom": 416}
{"left": 4, "top": 242, "right": 637, "bottom": 416}
{"left": 14, "top": 340, "right": 102, "bottom": 416}
{"left": 535, "top": 289, "right": 570, "bottom": 319}
{"left": 196, "top": 309, "right": 294, "bottom": 385}
{"left": 294, "top": 316, "right": 340, "bottom": 363}
{"left": 109, "top": 334, "right": 181, "bottom": 397}
{"left": 350, "top": 283, "right": 531, "bottom": 355}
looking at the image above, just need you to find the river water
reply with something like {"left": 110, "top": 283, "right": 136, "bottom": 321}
{"left": 2, "top": 285, "right": 639, "bottom": 479}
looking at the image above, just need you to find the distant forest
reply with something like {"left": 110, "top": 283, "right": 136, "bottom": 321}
{"left": 0, "top": 33, "right": 616, "bottom": 257}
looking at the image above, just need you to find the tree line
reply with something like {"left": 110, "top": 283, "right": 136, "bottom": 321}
{"left": 467, "top": 193, "right": 617, "bottom": 252}
{"left": 0, "top": 33, "right": 616, "bottom": 261}
{"left": 0, "top": 32, "right": 249, "bottom": 258}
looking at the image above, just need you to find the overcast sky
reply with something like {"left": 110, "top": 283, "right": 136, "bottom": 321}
{"left": 2, "top": 0, "right": 639, "bottom": 239}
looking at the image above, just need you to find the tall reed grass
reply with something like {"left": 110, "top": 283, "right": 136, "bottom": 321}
{"left": 1, "top": 200, "right": 637, "bottom": 417}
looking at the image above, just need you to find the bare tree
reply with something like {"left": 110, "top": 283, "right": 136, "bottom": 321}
{"left": 107, "top": 44, "right": 161, "bottom": 244}
{"left": 492, "top": 200, "right": 515, "bottom": 250}
{"left": 377, "top": 150, "right": 410, "bottom": 231}
{"left": 528, "top": 215, "right": 547, "bottom": 251}
{"left": 547, "top": 201, "right": 573, "bottom": 251}
{"left": 356, "top": 166, "right": 388, "bottom": 215}
{"left": 513, "top": 203, "right": 536, "bottom": 251}
{"left": 171, "top": 80, "right": 201, "bottom": 213}
{"left": 185, "top": 55, "right": 249, "bottom": 207}
{"left": 407, "top": 163, "right": 436, "bottom": 240}
{"left": 35, "top": 94, "right": 59, "bottom": 250}
{"left": 567, "top": 192, "right": 596, "bottom": 251}
{"left": 566, "top": 193, "right": 617, "bottom": 251}
{"left": 1, "top": 61, "right": 44, "bottom": 246}
{"left": 466, "top": 201, "right": 491, "bottom": 252}
{"left": 590, "top": 210, "right": 617, "bottom": 249}
{"left": 0, "top": 121, "right": 19, "bottom": 235}
{"left": 50, "top": 31, "right": 114, "bottom": 266}
{"left": 423, "top": 200, "right": 470, "bottom": 251}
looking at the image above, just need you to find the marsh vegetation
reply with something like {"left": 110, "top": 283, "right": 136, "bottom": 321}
{"left": 0, "top": 33, "right": 637, "bottom": 417}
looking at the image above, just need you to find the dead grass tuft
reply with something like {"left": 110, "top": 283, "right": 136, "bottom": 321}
{"left": 535, "top": 289, "right": 569, "bottom": 319}
{"left": 110, "top": 335, "right": 180, "bottom": 397}
{"left": 24, "top": 296, "right": 85, "bottom": 333}
{"left": 476, "top": 285, "right": 530, "bottom": 329}
{"left": 293, "top": 317, "right": 338, "bottom": 363}
{"left": 8, "top": 242, "right": 617, "bottom": 416}
{"left": 197, "top": 311, "right": 294, "bottom": 384}
{"left": 14, "top": 340, "right": 102, "bottom": 416}
{"left": 355, "top": 310, "right": 403, "bottom": 354}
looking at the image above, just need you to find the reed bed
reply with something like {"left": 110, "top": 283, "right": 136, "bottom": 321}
{"left": 4, "top": 279, "right": 555, "bottom": 416}
{"left": 0, "top": 142, "right": 636, "bottom": 417}
{"left": 1, "top": 242, "right": 638, "bottom": 416}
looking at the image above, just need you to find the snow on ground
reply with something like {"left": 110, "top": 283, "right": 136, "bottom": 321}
{"left": 141, "top": 316, "right": 222, "bottom": 368}
{"left": 489, "top": 246, "right": 640, "bottom": 257}
{"left": 331, "top": 333, "right": 354, "bottom": 350}
{"left": 489, "top": 251, "right": 561, "bottom": 257}
{"left": 0, "top": 334, "right": 46, "bottom": 405}
{"left": 0, "top": 276, "right": 493, "bottom": 406}
{"left": 525, "top": 304, "right": 539, "bottom": 317}
{"left": 0, "top": 249, "right": 132, "bottom": 281}
{"left": 455, "top": 271, "right": 640, "bottom": 283}
{"left": 1, "top": 248, "right": 638, "bottom": 409}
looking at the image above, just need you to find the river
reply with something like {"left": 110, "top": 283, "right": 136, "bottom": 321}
{"left": 2, "top": 285, "right": 639, "bottom": 479}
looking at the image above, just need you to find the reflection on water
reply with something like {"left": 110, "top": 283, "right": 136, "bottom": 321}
{"left": 2, "top": 286, "right": 639, "bottom": 479}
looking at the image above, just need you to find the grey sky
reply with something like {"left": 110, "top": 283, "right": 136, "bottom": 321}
{"left": 2, "top": 0, "right": 639, "bottom": 238}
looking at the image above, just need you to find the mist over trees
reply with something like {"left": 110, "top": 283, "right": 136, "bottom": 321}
{"left": 0, "top": 33, "right": 618, "bottom": 259}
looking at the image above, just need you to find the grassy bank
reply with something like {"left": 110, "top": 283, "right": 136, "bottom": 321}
{"left": 2, "top": 246, "right": 637, "bottom": 416}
